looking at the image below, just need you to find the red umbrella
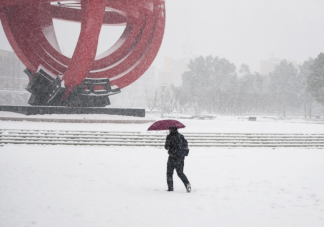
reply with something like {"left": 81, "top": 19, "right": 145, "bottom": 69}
{"left": 147, "top": 119, "right": 186, "bottom": 131}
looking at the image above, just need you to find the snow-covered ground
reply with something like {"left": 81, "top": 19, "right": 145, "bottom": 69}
{"left": 1, "top": 119, "right": 324, "bottom": 227}
{"left": 1, "top": 145, "right": 323, "bottom": 227}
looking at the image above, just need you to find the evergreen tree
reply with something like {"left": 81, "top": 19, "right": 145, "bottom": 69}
{"left": 237, "top": 72, "right": 265, "bottom": 114}
{"left": 307, "top": 53, "right": 324, "bottom": 105}
{"left": 181, "top": 55, "right": 237, "bottom": 114}
{"left": 269, "top": 60, "right": 301, "bottom": 116}
{"left": 299, "top": 58, "right": 316, "bottom": 118}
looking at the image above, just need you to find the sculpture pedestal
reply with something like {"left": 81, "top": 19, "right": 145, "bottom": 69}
{"left": 25, "top": 69, "right": 121, "bottom": 107}
{"left": 0, "top": 105, "right": 145, "bottom": 117}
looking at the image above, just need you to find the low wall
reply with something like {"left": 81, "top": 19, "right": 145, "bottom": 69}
{"left": 0, "top": 117, "right": 154, "bottom": 124}
{"left": 0, "top": 105, "right": 145, "bottom": 117}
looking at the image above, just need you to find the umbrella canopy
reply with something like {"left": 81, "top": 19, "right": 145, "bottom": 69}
{"left": 147, "top": 119, "right": 186, "bottom": 131}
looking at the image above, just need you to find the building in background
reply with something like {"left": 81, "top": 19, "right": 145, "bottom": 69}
{"left": 110, "top": 66, "right": 158, "bottom": 108}
{"left": 260, "top": 55, "right": 299, "bottom": 75}
{"left": 110, "top": 56, "right": 191, "bottom": 108}
{"left": 0, "top": 49, "right": 29, "bottom": 90}
{"left": 158, "top": 57, "right": 190, "bottom": 87}
{"left": 0, "top": 49, "right": 30, "bottom": 105}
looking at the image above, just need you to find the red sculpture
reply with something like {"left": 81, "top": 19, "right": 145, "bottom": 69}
{"left": 0, "top": 0, "right": 165, "bottom": 106}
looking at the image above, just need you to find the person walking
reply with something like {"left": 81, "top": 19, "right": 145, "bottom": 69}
{"left": 165, "top": 127, "right": 191, "bottom": 192}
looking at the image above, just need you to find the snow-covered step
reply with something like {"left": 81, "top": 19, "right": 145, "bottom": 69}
{"left": 2, "top": 129, "right": 324, "bottom": 136}
{"left": 1, "top": 140, "right": 324, "bottom": 147}
{"left": 2, "top": 132, "right": 324, "bottom": 139}
{"left": 2, "top": 134, "right": 324, "bottom": 141}
{"left": 2, "top": 137, "right": 324, "bottom": 145}
{"left": 1, "top": 129, "right": 324, "bottom": 148}
{"left": 3, "top": 134, "right": 324, "bottom": 141}
{"left": 2, "top": 129, "right": 324, "bottom": 135}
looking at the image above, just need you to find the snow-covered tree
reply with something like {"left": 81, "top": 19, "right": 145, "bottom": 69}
{"left": 299, "top": 58, "right": 317, "bottom": 118}
{"left": 269, "top": 60, "right": 301, "bottom": 117}
{"left": 307, "top": 53, "right": 324, "bottom": 105}
{"left": 181, "top": 55, "right": 237, "bottom": 114}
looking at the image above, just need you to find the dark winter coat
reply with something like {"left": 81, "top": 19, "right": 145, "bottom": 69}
{"left": 165, "top": 131, "right": 185, "bottom": 160}
{"left": 165, "top": 128, "right": 190, "bottom": 190}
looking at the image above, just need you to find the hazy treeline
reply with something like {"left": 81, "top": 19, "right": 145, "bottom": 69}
{"left": 145, "top": 53, "right": 324, "bottom": 118}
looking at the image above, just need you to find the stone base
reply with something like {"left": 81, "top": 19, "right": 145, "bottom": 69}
{"left": 24, "top": 68, "right": 121, "bottom": 107}
{"left": 0, "top": 105, "right": 145, "bottom": 117}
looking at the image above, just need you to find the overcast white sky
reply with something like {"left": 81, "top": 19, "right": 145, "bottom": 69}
{"left": 1, "top": 0, "right": 324, "bottom": 73}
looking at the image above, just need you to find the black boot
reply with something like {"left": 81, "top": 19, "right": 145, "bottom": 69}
{"left": 167, "top": 180, "right": 173, "bottom": 192}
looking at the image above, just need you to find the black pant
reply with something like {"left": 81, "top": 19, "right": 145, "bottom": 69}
{"left": 167, "top": 157, "right": 190, "bottom": 189}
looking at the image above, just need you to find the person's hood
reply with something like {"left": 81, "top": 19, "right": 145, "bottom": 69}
{"left": 169, "top": 127, "right": 178, "bottom": 135}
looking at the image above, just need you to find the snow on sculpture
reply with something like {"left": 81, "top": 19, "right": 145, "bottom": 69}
{"left": 0, "top": 0, "right": 165, "bottom": 107}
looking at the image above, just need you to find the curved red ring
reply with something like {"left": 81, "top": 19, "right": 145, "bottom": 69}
{"left": 0, "top": 0, "right": 165, "bottom": 99}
